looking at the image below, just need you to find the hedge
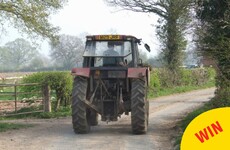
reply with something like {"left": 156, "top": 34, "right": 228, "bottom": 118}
{"left": 148, "top": 67, "right": 216, "bottom": 97}
{"left": 20, "top": 68, "right": 215, "bottom": 110}
{"left": 21, "top": 71, "right": 72, "bottom": 111}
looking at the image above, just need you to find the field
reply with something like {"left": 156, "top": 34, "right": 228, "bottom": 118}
{"left": 0, "top": 72, "right": 34, "bottom": 81}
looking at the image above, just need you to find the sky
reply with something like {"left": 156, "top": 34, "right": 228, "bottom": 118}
{"left": 0, "top": 0, "right": 160, "bottom": 57}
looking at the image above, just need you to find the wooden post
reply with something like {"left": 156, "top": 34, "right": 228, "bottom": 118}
{"left": 14, "top": 81, "right": 17, "bottom": 113}
{"left": 43, "top": 83, "right": 51, "bottom": 112}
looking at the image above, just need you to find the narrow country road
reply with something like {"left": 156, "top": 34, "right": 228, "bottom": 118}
{"left": 0, "top": 88, "right": 215, "bottom": 150}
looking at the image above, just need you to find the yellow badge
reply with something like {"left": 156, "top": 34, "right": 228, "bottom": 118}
{"left": 181, "top": 107, "right": 230, "bottom": 150}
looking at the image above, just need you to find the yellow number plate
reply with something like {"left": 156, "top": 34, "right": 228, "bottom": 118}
{"left": 97, "top": 35, "right": 121, "bottom": 40}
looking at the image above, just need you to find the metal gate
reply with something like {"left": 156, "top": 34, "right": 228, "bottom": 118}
{"left": 0, "top": 83, "right": 44, "bottom": 116}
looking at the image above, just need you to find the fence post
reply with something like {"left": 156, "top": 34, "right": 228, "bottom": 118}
{"left": 43, "top": 83, "right": 51, "bottom": 112}
{"left": 14, "top": 81, "right": 17, "bottom": 113}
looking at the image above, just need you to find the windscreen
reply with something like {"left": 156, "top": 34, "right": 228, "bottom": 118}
{"left": 83, "top": 41, "right": 132, "bottom": 57}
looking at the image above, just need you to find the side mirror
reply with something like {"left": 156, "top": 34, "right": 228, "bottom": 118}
{"left": 144, "top": 44, "right": 151, "bottom": 52}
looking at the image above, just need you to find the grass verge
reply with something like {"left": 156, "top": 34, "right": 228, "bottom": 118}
{"left": 0, "top": 122, "right": 33, "bottom": 132}
{"left": 148, "top": 81, "right": 215, "bottom": 99}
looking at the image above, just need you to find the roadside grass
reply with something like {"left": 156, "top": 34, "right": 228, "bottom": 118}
{"left": 29, "top": 106, "right": 71, "bottom": 119}
{"left": 148, "top": 81, "right": 215, "bottom": 99}
{"left": 0, "top": 122, "right": 33, "bottom": 132}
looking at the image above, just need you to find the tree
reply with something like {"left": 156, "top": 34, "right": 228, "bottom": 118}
{"left": 148, "top": 56, "right": 163, "bottom": 68}
{"left": 0, "top": 0, "right": 67, "bottom": 41}
{"left": 0, "top": 46, "right": 8, "bottom": 70}
{"left": 0, "top": 38, "right": 37, "bottom": 70}
{"left": 196, "top": 0, "right": 230, "bottom": 106}
{"left": 104, "top": 0, "right": 192, "bottom": 71}
{"left": 27, "top": 54, "right": 51, "bottom": 70}
{"left": 50, "top": 34, "right": 84, "bottom": 70}
{"left": 0, "top": 46, "right": 6, "bottom": 62}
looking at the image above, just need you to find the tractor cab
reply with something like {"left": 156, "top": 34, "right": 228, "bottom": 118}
{"left": 82, "top": 35, "right": 149, "bottom": 68}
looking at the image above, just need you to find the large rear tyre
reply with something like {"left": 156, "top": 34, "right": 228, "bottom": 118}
{"left": 131, "top": 78, "right": 149, "bottom": 134}
{"left": 72, "top": 76, "right": 90, "bottom": 134}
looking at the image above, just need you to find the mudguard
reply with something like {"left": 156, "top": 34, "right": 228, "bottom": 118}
{"left": 128, "top": 68, "right": 150, "bottom": 86}
{"left": 71, "top": 68, "right": 90, "bottom": 77}
{"left": 128, "top": 68, "right": 147, "bottom": 78}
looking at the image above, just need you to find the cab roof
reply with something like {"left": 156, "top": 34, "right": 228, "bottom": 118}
{"left": 86, "top": 35, "right": 139, "bottom": 41}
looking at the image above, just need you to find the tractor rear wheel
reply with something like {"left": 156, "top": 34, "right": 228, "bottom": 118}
{"left": 131, "top": 78, "right": 149, "bottom": 134}
{"left": 72, "top": 76, "right": 90, "bottom": 134}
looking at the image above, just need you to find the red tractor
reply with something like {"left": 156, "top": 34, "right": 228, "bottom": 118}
{"left": 71, "top": 35, "right": 151, "bottom": 134}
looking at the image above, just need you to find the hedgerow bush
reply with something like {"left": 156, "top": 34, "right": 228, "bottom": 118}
{"left": 148, "top": 67, "right": 216, "bottom": 97}
{"left": 20, "top": 71, "right": 73, "bottom": 110}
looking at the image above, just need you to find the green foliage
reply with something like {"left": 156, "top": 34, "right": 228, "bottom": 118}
{"left": 0, "top": 123, "right": 32, "bottom": 132}
{"left": 196, "top": 0, "right": 230, "bottom": 108}
{"left": 21, "top": 71, "right": 73, "bottom": 110}
{"left": 150, "top": 69, "right": 161, "bottom": 90}
{"left": 148, "top": 68, "right": 216, "bottom": 98}
{"left": 37, "top": 106, "right": 71, "bottom": 119}
{"left": 211, "top": 82, "right": 230, "bottom": 107}
{"left": 0, "top": 0, "right": 68, "bottom": 41}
